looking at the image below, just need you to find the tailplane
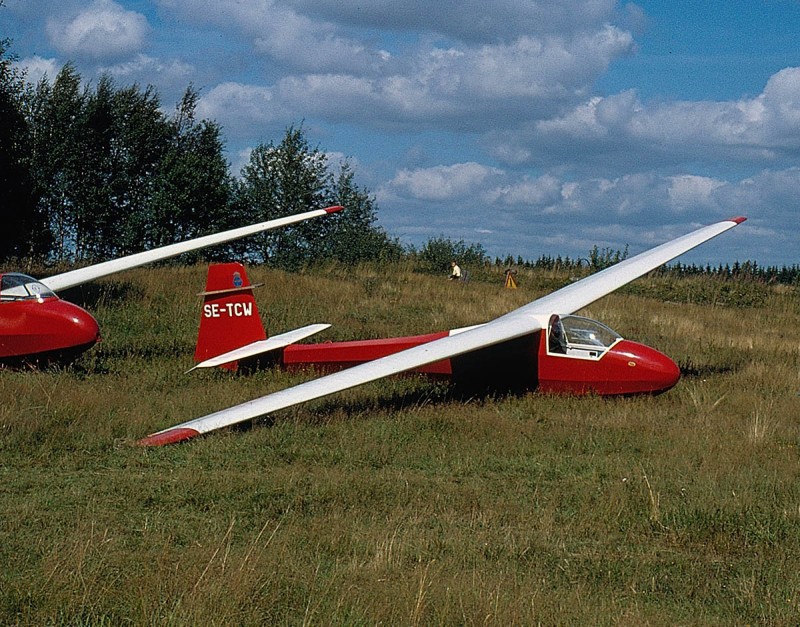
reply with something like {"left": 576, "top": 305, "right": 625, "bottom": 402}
{"left": 194, "top": 262, "right": 266, "bottom": 370}
{"left": 193, "top": 262, "right": 331, "bottom": 371}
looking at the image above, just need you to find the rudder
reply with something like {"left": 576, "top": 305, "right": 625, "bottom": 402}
{"left": 194, "top": 262, "right": 266, "bottom": 369}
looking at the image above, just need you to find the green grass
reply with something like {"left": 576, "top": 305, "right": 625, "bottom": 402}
{"left": 1, "top": 262, "right": 799, "bottom": 624}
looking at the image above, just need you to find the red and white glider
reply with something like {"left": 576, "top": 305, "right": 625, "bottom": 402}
{"left": 139, "top": 217, "right": 746, "bottom": 446}
{"left": 0, "top": 206, "right": 343, "bottom": 365}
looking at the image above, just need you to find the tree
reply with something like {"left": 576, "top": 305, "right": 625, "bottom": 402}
{"left": 25, "top": 64, "right": 89, "bottom": 262}
{"left": 146, "top": 87, "right": 233, "bottom": 259}
{"left": 0, "top": 36, "right": 47, "bottom": 260}
{"left": 415, "top": 236, "right": 488, "bottom": 275}
{"left": 323, "top": 161, "right": 403, "bottom": 264}
{"left": 588, "top": 244, "right": 629, "bottom": 271}
{"left": 236, "top": 125, "right": 403, "bottom": 267}
{"left": 85, "top": 78, "right": 171, "bottom": 258}
{"left": 237, "top": 125, "right": 331, "bottom": 268}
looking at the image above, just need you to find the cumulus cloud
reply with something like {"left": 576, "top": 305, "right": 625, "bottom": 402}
{"left": 46, "top": 0, "right": 149, "bottom": 61}
{"left": 156, "top": 0, "right": 389, "bottom": 74}
{"left": 16, "top": 56, "right": 61, "bottom": 85}
{"left": 379, "top": 164, "right": 793, "bottom": 263}
{"left": 283, "top": 0, "right": 619, "bottom": 43}
{"left": 241, "top": 27, "right": 633, "bottom": 132}
{"left": 196, "top": 82, "right": 284, "bottom": 131}
{"left": 99, "top": 53, "right": 193, "bottom": 85}
{"left": 488, "top": 67, "right": 800, "bottom": 170}
{"left": 156, "top": 0, "right": 633, "bottom": 130}
{"left": 381, "top": 162, "right": 503, "bottom": 201}
{"left": 484, "top": 174, "right": 563, "bottom": 208}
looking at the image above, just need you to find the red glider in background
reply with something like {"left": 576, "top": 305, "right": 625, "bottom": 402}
{"left": 0, "top": 206, "right": 342, "bottom": 365}
{"left": 139, "top": 216, "right": 746, "bottom": 446}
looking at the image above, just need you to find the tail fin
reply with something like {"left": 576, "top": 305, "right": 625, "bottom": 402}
{"left": 194, "top": 263, "right": 266, "bottom": 370}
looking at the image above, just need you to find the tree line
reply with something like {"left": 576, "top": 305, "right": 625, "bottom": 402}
{"left": 2, "top": 35, "right": 798, "bottom": 284}
{"left": 1, "top": 38, "right": 401, "bottom": 269}
{"left": 499, "top": 252, "right": 800, "bottom": 286}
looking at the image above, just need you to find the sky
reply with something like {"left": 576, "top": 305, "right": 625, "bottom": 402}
{"left": 4, "top": 0, "right": 800, "bottom": 266}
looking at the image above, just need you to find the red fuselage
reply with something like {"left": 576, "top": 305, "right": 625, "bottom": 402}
{"left": 281, "top": 324, "right": 680, "bottom": 396}
{"left": 0, "top": 280, "right": 101, "bottom": 365}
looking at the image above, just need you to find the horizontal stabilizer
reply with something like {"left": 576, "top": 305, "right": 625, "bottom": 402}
{"left": 188, "top": 323, "right": 331, "bottom": 371}
{"left": 198, "top": 282, "right": 264, "bottom": 297}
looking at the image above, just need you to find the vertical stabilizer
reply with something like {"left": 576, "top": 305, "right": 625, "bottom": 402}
{"left": 194, "top": 263, "right": 266, "bottom": 369}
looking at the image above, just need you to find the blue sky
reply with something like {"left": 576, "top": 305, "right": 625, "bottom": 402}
{"left": 4, "top": 0, "right": 800, "bottom": 266}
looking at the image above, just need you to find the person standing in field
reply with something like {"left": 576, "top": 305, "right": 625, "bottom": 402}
{"left": 449, "top": 260, "right": 462, "bottom": 281}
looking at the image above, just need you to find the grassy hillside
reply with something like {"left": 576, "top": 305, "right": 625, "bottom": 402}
{"left": 1, "top": 262, "right": 799, "bottom": 624}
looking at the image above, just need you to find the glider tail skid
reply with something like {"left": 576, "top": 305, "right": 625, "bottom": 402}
{"left": 190, "top": 262, "right": 330, "bottom": 372}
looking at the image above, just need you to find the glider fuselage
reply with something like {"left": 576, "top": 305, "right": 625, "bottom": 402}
{"left": 0, "top": 273, "right": 100, "bottom": 365}
{"left": 279, "top": 319, "right": 680, "bottom": 396}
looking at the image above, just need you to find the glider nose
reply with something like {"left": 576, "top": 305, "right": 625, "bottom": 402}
{"left": 615, "top": 340, "right": 681, "bottom": 394}
{"left": 48, "top": 300, "right": 101, "bottom": 352}
{"left": 68, "top": 303, "right": 102, "bottom": 347}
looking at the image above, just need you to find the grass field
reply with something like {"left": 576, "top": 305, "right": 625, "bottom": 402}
{"left": 1, "top": 262, "right": 799, "bottom": 625}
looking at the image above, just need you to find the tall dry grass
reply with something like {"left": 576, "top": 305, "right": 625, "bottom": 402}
{"left": 1, "top": 261, "right": 799, "bottom": 624}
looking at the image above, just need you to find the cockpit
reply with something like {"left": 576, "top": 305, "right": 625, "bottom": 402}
{"left": 0, "top": 273, "right": 57, "bottom": 302}
{"left": 547, "top": 314, "right": 622, "bottom": 360}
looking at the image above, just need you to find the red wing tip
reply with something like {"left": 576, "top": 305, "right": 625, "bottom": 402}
{"left": 138, "top": 427, "right": 201, "bottom": 447}
{"left": 727, "top": 216, "right": 747, "bottom": 224}
{"left": 324, "top": 205, "right": 344, "bottom": 214}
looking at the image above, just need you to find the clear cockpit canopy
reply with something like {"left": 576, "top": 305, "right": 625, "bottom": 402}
{"left": 0, "top": 273, "right": 57, "bottom": 301}
{"left": 560, "top": 315, "right": 621, "bottom": 348}
{"left": 548, "top": 314, "right": 622, "bottom": 358}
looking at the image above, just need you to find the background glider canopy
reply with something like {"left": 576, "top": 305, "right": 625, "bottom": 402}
{"left": 41, "top": 206, "right": 343, "bottom": 293}
{"left": 139, "top": 217, "right": 746, "bottom": 446}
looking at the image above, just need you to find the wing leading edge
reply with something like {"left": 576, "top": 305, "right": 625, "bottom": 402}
{"left": 139, "top": 216, "right": 746, "bottom": 446}
{"left": 41, "top": 206, "right": 343, "bottom": 293}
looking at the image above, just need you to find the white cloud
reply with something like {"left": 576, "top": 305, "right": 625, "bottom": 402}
{"left": 489, "top": 67, "right": 800, "bottom": 170}
{"left": 282, "top": 0, "right": 619, "bottom": 42}
{"left": 666, "top": 175, "right": 724, "bottom": 212}
{"left": 484, "top": 174, "right": 563, "bottom": 208}
{"left": 99, "top": 54, "right": 193, "bottom": 85}
{"left": 379, "top": 165, "right": 797, "bottom": 264}
{"left": 382, "top": 162, "right": 502, "bottom": 201}
{"left": 761, "top": 67, "right": 800, "bottom": 141}
{"left": 196, "top": 82, "right": 284, "bottom": 134}
{"left": 156, "top": 0, "right": 633, "bottom": 130}
{"left": 47, "top": 0, "right": 149, "bottom": 61}
{"left": 16, "top": 56, "right": 61, "bottom": 85}
{"left": 157, "top": 0, "right": 389, "bottom": 74}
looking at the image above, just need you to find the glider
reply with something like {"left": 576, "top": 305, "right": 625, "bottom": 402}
{"left": 139, "top": 217, "right": 746, "bottom": 446}
{"left": 0, "top": 206, "right": 343, "bottom": 365}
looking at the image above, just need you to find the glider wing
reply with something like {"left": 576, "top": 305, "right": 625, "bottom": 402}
{"left": 41, "top": 206, "right": 343, "bottom": 293}
{"left": 139, "top": 216, "right": 745, "bottom": 446}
